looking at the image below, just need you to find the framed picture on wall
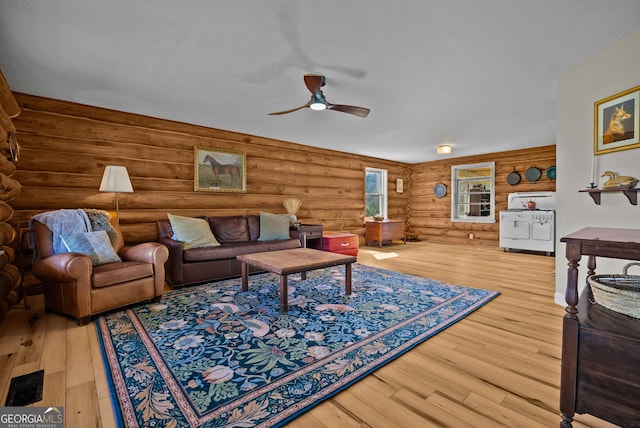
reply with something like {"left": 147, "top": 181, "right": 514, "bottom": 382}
{"left": 396, "top": 178, "right": 404, "bottom": 193}
{"left": 594, "top": 84, "right": 640, "bottom": 155}
{"left": 194, "top": 148, "right": 246, "bottom": 192}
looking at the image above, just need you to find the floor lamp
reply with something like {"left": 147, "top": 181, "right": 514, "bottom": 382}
{"left": 99, "top": 166, "right": 133, "bottom": 219}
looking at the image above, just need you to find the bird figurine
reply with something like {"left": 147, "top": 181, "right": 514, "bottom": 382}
{"left": 600, "top": 171, "right": 638, "bottom": 189}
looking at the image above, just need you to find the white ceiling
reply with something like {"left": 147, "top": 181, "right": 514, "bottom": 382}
{"left": 1, "top": 1, "right": 639, "bottom": 163}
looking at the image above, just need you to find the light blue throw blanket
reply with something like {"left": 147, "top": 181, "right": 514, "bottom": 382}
{"left": 29, "top": 209, "right": 115, "bottom": 260}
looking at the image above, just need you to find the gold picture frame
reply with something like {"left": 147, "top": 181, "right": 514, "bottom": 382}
{"left": 594, "top": 84, "right": 639, "bottom": 155}
{"left": 194, "top": 148, "right": 246, "bottom": 192}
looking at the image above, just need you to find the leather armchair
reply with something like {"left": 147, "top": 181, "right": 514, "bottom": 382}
{"left": 31, "top": 215, "right": 169, "bottom": 325}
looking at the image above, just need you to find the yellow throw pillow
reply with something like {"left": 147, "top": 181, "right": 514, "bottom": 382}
{"left": 167, "top": 213, "right": 220, "bottom": 249}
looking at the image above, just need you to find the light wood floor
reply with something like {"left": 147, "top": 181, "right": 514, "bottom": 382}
{"left": 0, "top": 241, "right": 620, "bottom": 427}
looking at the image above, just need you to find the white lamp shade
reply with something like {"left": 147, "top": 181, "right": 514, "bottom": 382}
{"left": 99, "top": 166, "right": 133, "bottom": 193}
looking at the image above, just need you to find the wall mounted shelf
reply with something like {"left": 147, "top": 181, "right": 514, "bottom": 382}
{"left": 579, "top": 188, "right": 638, "bottom": 205}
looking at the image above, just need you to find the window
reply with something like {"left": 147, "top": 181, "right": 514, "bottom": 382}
{"left": 365, "top": 167, "right": 387, "bottom": 218}
{"left": 451, "top": 162, "right": 495, "bottom": 223}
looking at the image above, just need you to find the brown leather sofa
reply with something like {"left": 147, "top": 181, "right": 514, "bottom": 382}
{"left": 157, "top": 215, "right": 301, "bottom": 287}
{"left": 31, "top": 215, "right": 169, "bottom": 325}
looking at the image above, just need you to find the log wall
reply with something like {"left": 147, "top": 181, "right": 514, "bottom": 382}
{"left": 408, "top": 145, "right": 556, "bottom": 247}
{"left": 9, "top": 93, "right": 555, "bottom": 251}
{"left": 10, "top": 94, "right": 409, "bottom": 244}
{"left": 0, "top": 69, "right": 23, "bottom": 325}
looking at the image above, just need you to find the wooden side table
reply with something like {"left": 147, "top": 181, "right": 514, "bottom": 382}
{"left": 365, "top": 220, "right": 405, "bottom": 247}
{"left": 290, "top": 224, "right": 323, "bottom": 250}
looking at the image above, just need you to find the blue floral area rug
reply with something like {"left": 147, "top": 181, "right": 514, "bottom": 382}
{"left": 96, "top": 264, "right": 499, "bottom": 427}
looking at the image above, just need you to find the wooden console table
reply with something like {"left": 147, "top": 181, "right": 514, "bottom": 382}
{"left": 365, "top": 219, "right": 405, "bottom": 247}
{"left": 559, "top": 227, "right": 640, "bottom": 427}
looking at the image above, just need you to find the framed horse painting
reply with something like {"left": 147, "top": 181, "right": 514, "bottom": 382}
{"left": 194, "top": 148, "right": 246, "bottom": 192}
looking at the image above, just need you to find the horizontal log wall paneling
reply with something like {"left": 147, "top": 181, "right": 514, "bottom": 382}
{"left": 11, "top": 93, "right": 409, "bottom": 244}
{"left": 0, "top": 68, "right": 23, "bottom": 326}
{"left": 408, "top": 145, "right": 556, "bottom": 247}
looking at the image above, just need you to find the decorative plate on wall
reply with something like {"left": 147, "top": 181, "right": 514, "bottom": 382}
{"left": 507, "top": 170, "right": 521, "bottom": 185}
{"left": 545, "top": 165, "right": 556, "bottom": 180}
{"left": 434, "top": 182, "right": 447, "bottom": 198}
{"left": 525, "top": 166, "right": 542, "bottom": 183}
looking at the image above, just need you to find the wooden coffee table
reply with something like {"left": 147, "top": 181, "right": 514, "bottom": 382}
{"left": 237, "top": 248, "right": 357, "bottom": 312}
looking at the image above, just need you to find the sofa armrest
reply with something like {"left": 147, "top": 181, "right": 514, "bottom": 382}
{"left": 157, "top": 237, "right": 185, "bottom": 286}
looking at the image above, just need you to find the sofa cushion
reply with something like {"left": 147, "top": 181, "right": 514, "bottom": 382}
{"left": 168, "top": 213, "right": 221, "bottom": 249}
{"left": 258, "top": 212, "right": 291, "bottom": 241}
{"left": 62, "top": 230, "right": 122, "bottom": 266}
{"left": 92, "top": 261, "right": 154, "bottom": 288}
{"left": 209, "top": 216, "right": 250, "bottom": 243}
{"left": 183, "top": 239, "right": 300, "bottom": 262}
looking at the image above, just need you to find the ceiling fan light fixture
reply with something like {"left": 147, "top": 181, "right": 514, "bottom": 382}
{"left": 309, "top": 102, "right": 326, "bottom": 111}
{"left": 309, "top": 93, "right": 326, "bottom": 110}
{"left": 437, "top": 144, "right": 452, "bottom": 155}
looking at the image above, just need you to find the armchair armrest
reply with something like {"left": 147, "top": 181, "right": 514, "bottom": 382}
{"left": 32, "top": 253, "right": 92, "bottom": 283}
{"left": 121, "top": 242, "right": 169, "bottom": 295}
{"left": 120, "top": 242, "right": 169, "bottom": 265}
{"left": 32, "top": 252, "right": 93, "bottom": 322}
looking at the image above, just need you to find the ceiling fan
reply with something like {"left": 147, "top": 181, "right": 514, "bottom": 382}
{"left": 268, "top": 74, "right": 370, "bottom": 118}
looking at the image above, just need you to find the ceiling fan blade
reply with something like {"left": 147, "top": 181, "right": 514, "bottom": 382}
{"left": 327, "top": 104, "right": 370, "bottom": 117}
{"left": 304, "top": 74, "right": 324, "bottom": 94}
{"left": 268, "top": 101, "right": 311, "bottom": 115}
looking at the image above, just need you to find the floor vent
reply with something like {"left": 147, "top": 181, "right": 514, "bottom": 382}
{"left": 5, "top": 369, "right": 44, "bottom": 406}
